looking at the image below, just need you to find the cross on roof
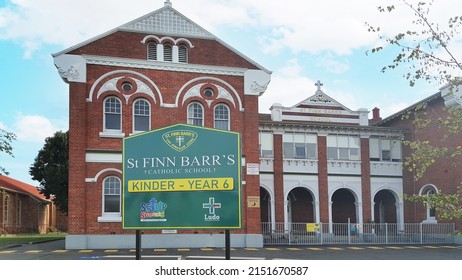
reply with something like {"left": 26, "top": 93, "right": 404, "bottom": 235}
{"left": 315, "top": 80, "right": 323, "bottom": 92}
{"left": 164, "top": 0, "right": 172, "bottom": 7}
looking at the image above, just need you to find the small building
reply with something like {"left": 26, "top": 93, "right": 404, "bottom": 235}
{"left": 0, "top": 175, "right": 64, "bottom": 234}
{"left": 259, "top": 82, "right": 406, "bottom": 233}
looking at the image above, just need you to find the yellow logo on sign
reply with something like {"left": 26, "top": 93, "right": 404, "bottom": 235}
{"left": 128, "top": 178, "right": 234, "bottom": 192}
{"left": 162, "top": 130, "right": 197, "bottom": 152}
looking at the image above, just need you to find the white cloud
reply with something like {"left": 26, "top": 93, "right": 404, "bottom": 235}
{"left": 316, "top": 54, "right": 350, "bottom": 74}
{"left": 259, "top": 59, "right": 317, "bottom": 113}
{"left": 1, "top": 0, "right": 461, "bottom": 58}
{"left": 13, "top": 114, "right": 56, "bottom": 142}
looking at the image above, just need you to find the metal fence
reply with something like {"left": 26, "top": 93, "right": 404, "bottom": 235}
{"left": 261, "top": 222, "right": 455, "bottom": 245}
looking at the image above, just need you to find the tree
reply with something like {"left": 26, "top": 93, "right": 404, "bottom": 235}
{"left": 0, "top": 129, "right": 16, "bottom": 175}
{"left": 30, "top": 131, "right": 69, "bottom": 213}
{"left": 366, "top": 0, "right": 462, "bottom": 221}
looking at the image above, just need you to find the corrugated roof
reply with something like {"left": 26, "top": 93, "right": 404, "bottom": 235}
{"left": 0, "top": 175, "right": 50, "bottom": 202}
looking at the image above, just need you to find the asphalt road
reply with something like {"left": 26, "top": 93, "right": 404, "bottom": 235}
{"left": 1, "top": 239, "right": 461, "bottom": 260}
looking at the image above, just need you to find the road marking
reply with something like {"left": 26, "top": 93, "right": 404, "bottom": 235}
{"left": 403, "top": 246, "right": 421, "bottom": 249}
{"left": 265, "top": 248, "right": 281, "bottom": 251}
{"left": 328, "top": 247, "right": 344, "bottom": 251}
{"left": 25, "top": 250, "right": 42, "bottom": 253}
{"left": 307, "top": 247, "right": 324, "bottom": 251}
{"left": 79, "top": 250, "right": 93, "bottom": 253}
{"left": 200, "top": 248, "right": 214, "bottom": 251}
{"left": 244, "top": 248, "right": 259, "bottom": 251}
{"left": 177, "top": 248, "right": 190, "bottom": 252}
{"left": 385, "top": 246, "right": 404, "bottom": 250}
{"left": 154, "top": 249, "right": 167, "bottom": 252}
{"left": 0, "top": 251, "right": 15, "bottom": 254}
{"left": 347, "top": 247, "right": 365, "bottom": 250}
{"left": 104, "top": 249, "right": 118, "bottom": 253}
{"left": 367, "top": 246, "right": 384, "bottom": 250}
{"left": 287, "top": 247, "right": 302, "bottom": 251}
{"left": 52, "top": 250, "right": 68, "bottom": 253}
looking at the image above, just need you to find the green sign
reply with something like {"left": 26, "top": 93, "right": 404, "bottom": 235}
{"left": 122, "top": 124, "right": 242, "bottom": 230}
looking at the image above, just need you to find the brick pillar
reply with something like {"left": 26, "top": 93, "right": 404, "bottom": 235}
{"left": 361, "top": 137, "right": 372, "bottom": 222}
{"left": 317, "top": 135, "right": 329, "bottom": 223}
{"left": 243, "top": 95, "right": 261, "bottom": 234}
{"left": 68, "top": 82, "right": 87, "bottom": 234}
{"left": 273, "top": 132, "right": 284, "bottom": 223}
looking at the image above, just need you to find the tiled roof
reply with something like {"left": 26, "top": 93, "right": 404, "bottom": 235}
{"left": 0, "top": 175, "right": 50, "bottom": 202}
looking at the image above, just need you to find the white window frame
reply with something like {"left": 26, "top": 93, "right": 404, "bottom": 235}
{"left": 214, "top": 104, "right": 230, "bottom": 130}
{"left": 419, "top": 184, "right": 438, "bottom": 223}
{"left": 98, "top": 176, "right": 122, "bottom": 223}
{"left": 259, "top": 131, "right": 274, "bottom": 158}
{"left": 147, "top": 42, "right": 157, "bottom": 61}
{"left": 100, "top": 96, "right": 124, "bottom": 138}
{"left": 187, "top": 102, "right": 204, "bottom": 126}
{"left": 133, "top": 99, "right": 151, "bottom": 134}
{"left": 178, "top": 44, "right": 188, "bottom": 63}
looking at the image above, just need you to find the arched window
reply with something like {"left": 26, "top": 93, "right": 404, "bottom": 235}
{"left": 214, "top": 104, "right": 230, "bottom": 130}
{"left": 103, "top": 177, "right": 121, "bottom": 215}
{"left": 133, "top": 99, "right": 150, "bottom": 133}
{"left": 104, "top": 97, "right": 122, "bottom": 132}
{"left": 163, "top": 44, "right": 173, "bottom": 62}
{"left": 187, "top": 102, "right": 204, "bottom": 126}
{"left": 419, "top": 184, "right": 438, "bottom": 222}
{"left": 178, "top": 44, "right": 188, "bottom": 63}
{"left": 147, "top": 42, "right": 157, "bottom": 60}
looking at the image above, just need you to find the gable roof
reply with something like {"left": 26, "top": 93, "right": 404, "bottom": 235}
{"left": 375, "top": 92, "right": 441, "bottom": 126}
{"left": 270, "top": 84, "right": 368, "bottom": 126}
{"left": 52, "top": 3, "right": 271, "bottom": 74}
{"left": 0, "top": 175, "right": 51, "bottom": 202}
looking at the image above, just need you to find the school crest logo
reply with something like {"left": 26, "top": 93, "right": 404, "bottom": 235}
{"left": 162, "top": 130, "right": 198, "bottom": 152}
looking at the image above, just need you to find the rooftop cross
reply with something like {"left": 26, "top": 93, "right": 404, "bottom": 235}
{"left": 315, "top": 80, "right": 323, "bottom": 92}
{"left": 164, "top": 0, "right": 172, "bottom": 7}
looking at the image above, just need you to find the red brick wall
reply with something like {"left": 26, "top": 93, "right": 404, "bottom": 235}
{"left": 273, "top": 133, "right": 284, "bottom": 223}
{"left": 69, "top": 31, "right": 259, "bottom": 70}
{"left": 317, "top": 135, "right": 329, "bottom": 223}
{"left": 67, "top": 34, "right": 263, "bottom": 235}
{"left": 382, "top": 97, "right": 462, "bottom": 229}
{"left": 360, "top": 137, "right": 372, "bottom": 222}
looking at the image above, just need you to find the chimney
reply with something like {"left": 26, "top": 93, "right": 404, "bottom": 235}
{"left": 372, "top": 107, "right": 382, "bottom": 121}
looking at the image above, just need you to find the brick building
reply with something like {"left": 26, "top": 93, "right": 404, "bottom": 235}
{"left": 53, "top": 1, "right": 271, "bottom": 249}
{"left": 377, "top": 84, "right": 462, "bottom": 230}
{"left": 53, "top": 1, "right": 459, "bottom": 249}
{"left": 0, "top": 175, "right": 65, "bottom": 234}
{"left": 259, "top": 82, "right": 406, "bottom": 233}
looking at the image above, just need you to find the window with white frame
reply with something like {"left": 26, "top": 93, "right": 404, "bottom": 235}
{"left": 259, "top": 131, "right": 274, "bottom": 158}
{"left": 104, "top": 97, "right": 122, "bottom": 132}
{"left": 369, "top": 138, "right": 402, "bottom": 162}
{"left": 327, "top": 135, "right": 360, "bottom": 160}
{"left": 163, "top": 44, "right": 173, "bottom": 62}
{"left": 214, "top": 104, "right": 229, "bottom": 130}
{"left": 419, "top": 184, "right": 438, "bottom": 222}
{"left": 187, "top": 102, "right": 204, "bottom": 126}
{"left": 283, "top": 132, "right": 317, "bottom": 159}
{"left": 133, "top": 99, "right": 150, "bottom": 133}
{"left": 103, "top": 176, "right": 121, "bottom": 215}
{"left": 147, "top": 42, "right": 157, "bottom": 60}
{"left": 178, "top": 44, "right": 188, "bottom": 63}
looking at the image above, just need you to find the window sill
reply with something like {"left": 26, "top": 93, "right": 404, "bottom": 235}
{"left": 99, "top": 131, "right": 125, "bottom": 138}
{"left": 97, "top": 216, "right": 122, "bottom": 223}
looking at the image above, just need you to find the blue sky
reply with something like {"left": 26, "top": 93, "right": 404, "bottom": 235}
{"left": 1, "top": 0, "right": 461, "bottom": 185}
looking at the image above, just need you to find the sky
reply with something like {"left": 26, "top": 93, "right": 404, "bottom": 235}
{"left": 1, "top": 0, "right": 461, "bottom": 185}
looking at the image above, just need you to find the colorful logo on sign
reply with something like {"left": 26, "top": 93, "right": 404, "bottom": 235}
{"left": 203, "top": 197, "right": 221, "bottom": 222}
{"left": 162, "top": 130, "right": 197, "bottom": 152}
{"left": 139, "top": 198, "right": 167, "bottom": 222}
